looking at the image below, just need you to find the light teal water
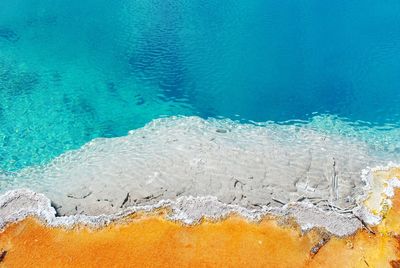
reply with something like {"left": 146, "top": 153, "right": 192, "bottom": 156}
{"left": 1, "top": 0, "right": 400, "bottom": 171}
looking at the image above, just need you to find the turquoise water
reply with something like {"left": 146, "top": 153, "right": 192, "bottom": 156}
{"left": 1, "top": 0, "right": 400, "bottom": 171}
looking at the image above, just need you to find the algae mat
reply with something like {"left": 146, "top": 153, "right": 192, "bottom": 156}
{"left": 0, "top": 214, "right": 398, "bottom": 267}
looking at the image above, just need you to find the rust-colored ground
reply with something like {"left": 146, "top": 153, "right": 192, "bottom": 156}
{"left": 1, "top": 169, "right": 400, "bottom": 267}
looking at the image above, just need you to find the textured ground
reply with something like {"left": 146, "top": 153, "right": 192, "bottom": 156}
{"left": 0, "top": 214, "right": 398, "bottom": 268}
{"left": 1, "top": 117, "right": 392, "bottom": 216}
{"left": 0, "top": 166, "right": 399, "bottom": 267}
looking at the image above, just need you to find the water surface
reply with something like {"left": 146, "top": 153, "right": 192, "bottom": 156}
{"left": 1, "top": 0, "right": 400, "bottom": 171}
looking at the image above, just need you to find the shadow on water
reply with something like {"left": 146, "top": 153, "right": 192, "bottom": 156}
{"left": 0, "top": 27, "right": 19, "bottom": 42}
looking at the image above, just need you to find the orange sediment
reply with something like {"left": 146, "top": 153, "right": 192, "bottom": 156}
{"left": 0, "top": 215, "right": 319, "bottom": 267}
{"left": 0, "top": 212, "right": 399, "bottom": 267}
{"left": 1, "top": 169, "right": 400, "bottom": 267}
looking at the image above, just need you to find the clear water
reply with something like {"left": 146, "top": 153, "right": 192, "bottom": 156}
{"left": 1, "top": 0, "right": 400, "bottom": 171}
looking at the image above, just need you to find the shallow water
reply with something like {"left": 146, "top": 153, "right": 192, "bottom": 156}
{"left": 0, "top": 116, "right": 398, "bottom": 215}
{"left": 0, "top": 0, "right": 399, "bottom": 193}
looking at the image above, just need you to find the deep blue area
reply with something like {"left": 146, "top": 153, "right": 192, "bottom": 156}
{"left": 0, "top": 0, "right": 400, "bottom": 170}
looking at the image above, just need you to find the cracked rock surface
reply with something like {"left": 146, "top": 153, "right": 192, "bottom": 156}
{"left": 0, "top": 189, "right": 362, "bottom": 237}
{"left": 0, "top": 116, "right": 390, "bottom": 216}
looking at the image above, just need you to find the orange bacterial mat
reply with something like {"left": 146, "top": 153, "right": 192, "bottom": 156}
{"left": 1, "top": 169, "right": 400, "bottom": 267}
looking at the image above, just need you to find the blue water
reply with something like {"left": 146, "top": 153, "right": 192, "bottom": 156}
{"left": 1, "top": 0, "right": 400, "bottom": 171}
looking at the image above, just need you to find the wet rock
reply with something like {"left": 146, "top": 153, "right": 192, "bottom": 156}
{"left": 0, "top": 250, "right": 7, "bottom": 262}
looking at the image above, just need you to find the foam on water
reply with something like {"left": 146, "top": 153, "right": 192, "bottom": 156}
{"left": 1, "top": 116, "right": 398, "bottom": 216}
